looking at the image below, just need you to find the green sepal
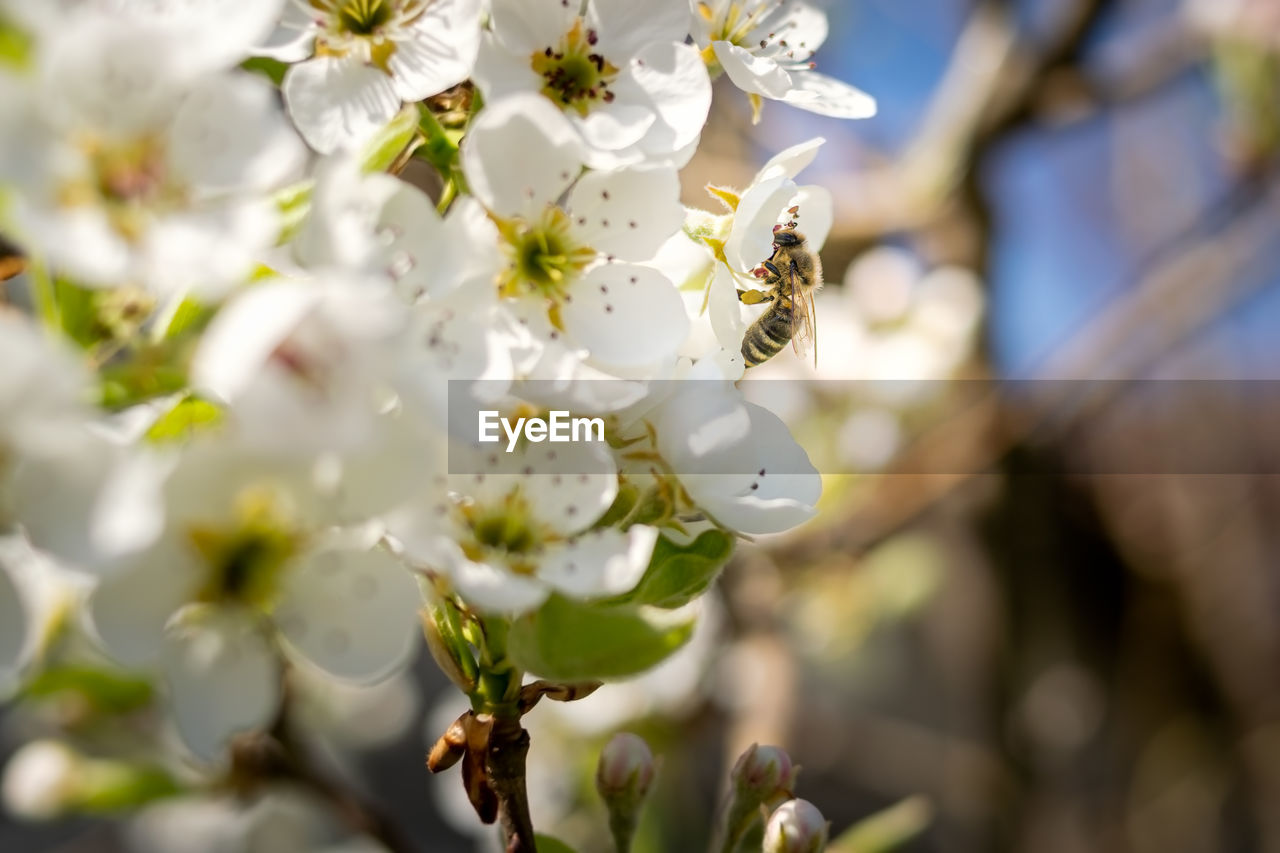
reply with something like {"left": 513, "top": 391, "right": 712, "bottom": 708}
{"left": 361, "top": 105, "right": 421, "bottom": 173}
{"left": 508, "top": 595, "right": 695, "bottom": 681}
{"left": 22, "top": 664, "right": 154, "bottom": 716}
{"left": 239, "top": 56, "right": 287, "bottom": 86}
{"left": 624, "top": 529, "right": 734, "bottom": 609}
{"left": 144, "top": 395, "right": 224, "bottom": 444}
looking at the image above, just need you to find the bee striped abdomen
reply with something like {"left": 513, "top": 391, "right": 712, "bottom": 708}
{"left": 741, "top": 298, "right": 794, "bottom": 367}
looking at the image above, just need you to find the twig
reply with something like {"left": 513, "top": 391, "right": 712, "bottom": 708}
{"left": 487, "top": 715, "right": 537, "bottom": 853}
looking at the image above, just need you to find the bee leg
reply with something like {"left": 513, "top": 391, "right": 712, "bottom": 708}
{"left": 737, "top": 289, "right": 774, "bottom": 305}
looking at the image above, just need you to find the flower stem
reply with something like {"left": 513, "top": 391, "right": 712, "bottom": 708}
{"left": 487, "top": 714, "right": 538, "bottom": 852}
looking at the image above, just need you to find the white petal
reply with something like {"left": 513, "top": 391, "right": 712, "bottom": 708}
{"left": 450, "top": 559, "right": 550, "bottom": 614}
{"left": 162, "top": 609, "right": 281, "bottom": 761}
{"left": 576, "top": 102, "right": 656, "bottom": 154}
{"left": 461, "top": 93, "right": 586, "bottom": 217}
{"left": 682, "top": 402, "right": 821, "bottom": 534}
{"left": 388, "top": 0, "right": 481, "bottom": 102}
{"left": 624, "top": 41, "right": 712, "bottom": 162}
{"left": 539, "top": 525, "right": 657, "bottom": 600}
{"left": 275, "top": 548, "right": 420, "bottom": 683}
{"left": 790, "top": 184, "right": 833, "bottom": 252}
{"left": 518, "top": 441, "right": 618, "bottom": 533}
{"left": 588, "top": 0, "right": 691, "bottom": 58}
{"left": 488, "top": 0, "right": 576, "bottom": 55}
{"left": 782, "top": 71, "right": 878, "bottom": 119}
{"left": 470, "top": 30, "right": 543, "bottom": 101}
{"left": 712, "top": 40, "right": 792, "bottom": 99}
{"left": 254, "top": 2, "right": 317, "bottom": 61}
{"left": 568, "top": 166, "right": 682, "bottom": 261}
{"left": 753, "top": 137, "right": 825, "bottom": 184}
{"left": 383, "top": 193, "right": 500, "bottom": 302}
{"left": 169, "top": 72, "right": 305, "bottom": 193}
{"left": 88, "top": 535, "right": 202, "bottom": 666}
{"left": 139, "top": 202, "right": 279, "bottom": 299}
{"left": 561, "top": 264, "right": 688, "bottom": 368}
{"left": 192, "top": 281, "right": 321, "bottom": 404}
{"left": 708, "top": 262, "right": 748, "bottom": 352}
{"left": 283, "top": 56, "right": 401, "bottom": 154}
{"left": 725, "top": 175, "right": 795, "bottom": 272}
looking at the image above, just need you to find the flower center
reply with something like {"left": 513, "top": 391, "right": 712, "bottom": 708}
{"left": 58, "top": 134, "right": 185, "bottom": 243}
{"left": 457, "top": 492, "right": 554, "bottom": 575}
{"left": 335, "top": 0, "right": 393, "bottom": 35}
{"left": 187, "top": 486, "right": 303, "bottom": 610}
{"left": 497, "top": 207, "right": 595, "bottom": 301}
{"left": 531, "top": 20, "right": 620, "bottom": 118}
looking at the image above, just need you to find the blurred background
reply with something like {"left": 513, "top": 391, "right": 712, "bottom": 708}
{"left": 7, "top": 0, "right": 1280, "bottom": 850}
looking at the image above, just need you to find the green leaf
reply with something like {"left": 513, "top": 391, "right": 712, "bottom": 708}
{"left": 0, "top": 14, "right": 32, "bottom": 68}
{"left": 53, "top": 278, "right": 101, "bottom": 347}
{"left": 627, "top": 530, "right": 734, "bottom": 609}
{"left": 240, "top": 56, "right": 287, "bottom": 86}
{"left": 508, "top": 595, "right": 695, "bottom": 681}
{"left": 77, "top": 762, "right": 182, "bottom": 813}
{"left": 144, "top": 396, "right": 223, "bottom": 444}
{"left": 533, "top": 835, "right": 579, "bottom": 853}
{"left": 361, "top": 105, "right": 420, "bottom": 173}
{"left": 22, "top": 665, "right": 154, "bottom": 715}
{"left": 828, "top": 796, "right": 933, "bottom": 853}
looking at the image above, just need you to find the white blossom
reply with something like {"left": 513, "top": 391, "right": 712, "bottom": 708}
{"left": 693, "top": 0, "right": 876, "bottom": 120}
{"left": 261, "top": 0, "right": 482, "bottom": 154}
{"left": 474, "top": 0, "right": 711, "bottom": 168}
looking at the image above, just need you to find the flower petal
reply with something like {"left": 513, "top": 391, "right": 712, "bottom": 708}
{"left": 588, "top": 0, "right": 691, "bottom": 58}
{"left": 712, "top": 40, "right": 792, "bottom": 99}
{"left": 162, "top": 608, "right": 281, "bottom": 761}
{"left": 275, "top": 547, "right": 420, "bottom": 683}
{"left": 568, "top": 166, "right": 682, "bottom": 261}
{"left": 88, "top": 535, "right": 203, "bottom": 666}
{"left": 461, "top": 93, "right": 586, "bottom": 216}
{"left": 624, "top": 41, "right": 712, "bottom": 164}
{"left": 782, "top": 71, "right": 877, "bottom": 119}
{"left": 561, "top": 264, "right": 688, "bottom": 368}
{"left": 388, "top": 0, "right": 481, "bottom": 102}
{"left": 752, "top": 137, "right": 825, "bottom": 185}
{"left": 450, "top": 558, "right": 550, "bottom": 615}
{"left": 283, "top": 56, "right": 401, "bottom": 154}
{"left": 539, "top": 525, "right": 657, "bottom": 600}
{"left": 488, "top": 0, "right": 577, "bottom": 55}
{"left": 724, "top": 175, "right": 795, "bottom": 272}
{"left": 0, "top": 546, "right": 29, "bottom": 688}
{"left": 169, "top": 72, "right": 306, "bottom": 193}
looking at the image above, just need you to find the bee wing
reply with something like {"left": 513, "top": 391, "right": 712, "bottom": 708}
{"left": 788, "top": 258, "right": 816, "bottom": 362}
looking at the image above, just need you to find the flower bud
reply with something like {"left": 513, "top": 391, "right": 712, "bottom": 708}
{"left": 730, "top": 743, "right": 796, "bottom": 801}
{"left": 763, "top": 799, "right": 829, "bottom": 853}
{"left": 1, "top": 740, "right": 81, "bottom": 820}
{"left": 595, "top": 733, "right": 657, "bottom": 853}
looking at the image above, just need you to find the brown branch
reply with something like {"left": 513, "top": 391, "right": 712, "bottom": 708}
{"left": 487, "top": 715, "right": 537, "bottom": 853}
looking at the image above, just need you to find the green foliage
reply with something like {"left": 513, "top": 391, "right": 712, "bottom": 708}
{"left": 508, "top": 595, "right": 695, "bottom": 681}
{"left": 625, "top": 530, "right": 734, "bottom": 609}
{"left": 77, "top": 762, "right": 182, "bottom": 814}
{"left": 240, "top": 56, "right": 287, "bottom": 86}
{"left": 23, "top": 664, "right": 154, "bottom": 716}
{"left": 0, "top": 13, "right": 31, "bottom": 68}
{"left": 274, "top": 179, "right": 315, "bottom": 245}
{"left": 144, "top": 395, "right": 223, "bottom": 444}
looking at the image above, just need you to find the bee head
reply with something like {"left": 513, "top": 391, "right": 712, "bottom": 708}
{"left": 772, "top": 226, "right": 804, "bottom": 247}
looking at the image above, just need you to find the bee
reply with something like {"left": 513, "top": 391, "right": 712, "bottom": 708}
{"left": 738, "top": 222, "right": 822, "bottom": 368}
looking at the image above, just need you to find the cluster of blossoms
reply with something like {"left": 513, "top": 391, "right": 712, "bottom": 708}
{"left": 0, "top": 0, "right": 874, "bottom": 843}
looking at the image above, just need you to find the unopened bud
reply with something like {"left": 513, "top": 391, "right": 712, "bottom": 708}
{"left": 763, "top": 799, "right": 829, "bottom": 853}
{"left": 596, "top": 733, "right": 657, "bottom": 853}
{"left": 1, "top": 740, "right": 81, "bottom": 820}
{"left": 731, "top": 743, "right": 796, "bottom": 801}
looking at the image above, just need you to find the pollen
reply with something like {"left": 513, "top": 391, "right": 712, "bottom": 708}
{"left": 530, "top": 20, "right": 621, "bottom": 118}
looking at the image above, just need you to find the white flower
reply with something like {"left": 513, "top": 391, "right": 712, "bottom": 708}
{"left": 0, "top": 16, "right": 306, "bottom": 296}
{"left": 622, "top": 356, "right": 821, "bottom": 534}
{"left": 86, "top": 440, "right": 422, "bottom": 759}
{"left": 700, "top": 138, "right": 833, "bottom": 360}
{"left": 474, "top": 0, "right": 711, "bottom": 168}
{"left": 693, "top": 0, "right": 876, "bottom": 120}
{"left": 462, "top": 94, "right": 689, "bottom": 369}
{"left": 262, "top": 0, "right": 481, "bottom": 154}
{"left": 0, "top": 543, "right": 30, "bottom": 694}
{"left": 388, "top": 441, "right": 657, "bottom": 614}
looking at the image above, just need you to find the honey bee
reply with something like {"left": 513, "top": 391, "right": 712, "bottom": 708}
{"left": 738, "top": 222, "right": 822, "bottom": 368}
